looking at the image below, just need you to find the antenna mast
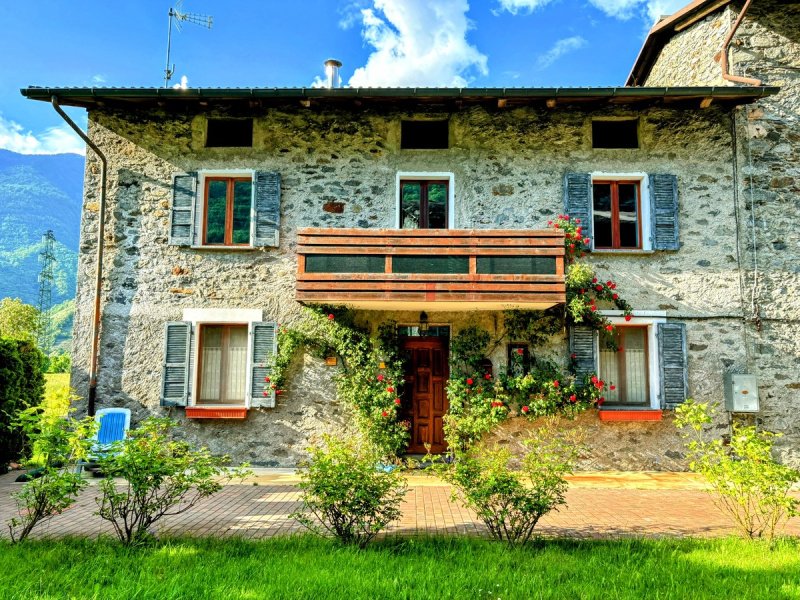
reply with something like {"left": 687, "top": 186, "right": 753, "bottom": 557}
{"left": 37, "top": 230, "right": 57, "bottom": 355}
{"left": 164, "top": 1, "right": 213, "bottom": 87}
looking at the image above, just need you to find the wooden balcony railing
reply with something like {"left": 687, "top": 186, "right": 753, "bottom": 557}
{"left": 296, "top": 228, "right": 566, "bottom": 311}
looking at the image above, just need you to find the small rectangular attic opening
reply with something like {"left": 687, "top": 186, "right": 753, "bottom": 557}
{"left": 206, "top": 118, "right": 254, "bottom": 148}
{"left": 401, "top": 120, "right": 449, "bottom": 149}
{"left": 592, "top": 119, "right": 639, "bottom": 149}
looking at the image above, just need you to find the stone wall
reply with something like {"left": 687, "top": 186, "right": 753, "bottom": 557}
{"left": 642, "top": 0, "right": 800, "bottom": 464}
{"left": 72, "top": 101, "right": 757, "bottom": 468}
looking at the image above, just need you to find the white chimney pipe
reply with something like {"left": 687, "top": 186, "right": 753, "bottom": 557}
{"left": 324, "top": 59, "right": 342, "bottom": 89}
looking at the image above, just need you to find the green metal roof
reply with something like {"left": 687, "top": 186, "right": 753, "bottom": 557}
{"left": 21, "top": 86, "right": 779, "bottom": 110}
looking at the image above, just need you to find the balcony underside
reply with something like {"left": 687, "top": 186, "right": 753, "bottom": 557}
{"left": 296, "top": 227, "right": 566, "bottom": 311}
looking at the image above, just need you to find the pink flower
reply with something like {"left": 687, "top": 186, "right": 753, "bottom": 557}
{"left": 575, "top": 219, "right": 581, "bottom": 224}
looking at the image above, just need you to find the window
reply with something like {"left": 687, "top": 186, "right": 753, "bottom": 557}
{"left": 197, "top": 324, "right": 248, "bottom": 405}
{"left": 592, "top": 119, "right": 638, "bottom": 149}
{"left": 599, "top": 326, "right": 649, "bottom": 406}
{"left": 507, "top": 343, "right": 530, "bottom": 377}
{"left": 203, "top": 177, "right": 252, "bottom": 246}
{"left": 206, "top": 119, "right": 253, "bottom": 148}
{"left": 401, "top": 120, "right": 449, "bottom": 149}
{"left": 400, "top": 180, "right": 448, "bottom": 229}
{"left": 592, "top": 180, "right": 642, "bottom": 249}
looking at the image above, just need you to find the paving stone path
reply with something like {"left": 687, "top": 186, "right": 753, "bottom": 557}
{"left": 1, "top": 470, "right": 798, "bottom": 540}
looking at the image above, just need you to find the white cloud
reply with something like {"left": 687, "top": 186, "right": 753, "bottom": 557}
{"left": 0, "top": 116, "right": 85, "bottom": 155}
{"left": 347, "top": 0, "right": 488, "bottom": 88}
{"left": 90, "top": 74, "right": 107, "bottom": 85}
{"left": 536, "top": 35, "right": 587, "bottom": 69}
{"left": 496, "top": 0, "right": 687, "bottom": 24}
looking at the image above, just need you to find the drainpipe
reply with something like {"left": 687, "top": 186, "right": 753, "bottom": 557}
{"left": 716, "top": 0, "right": 762, "bottom": 86}
{"left": 51, "top": 96, "right": 107, "bottom": 417}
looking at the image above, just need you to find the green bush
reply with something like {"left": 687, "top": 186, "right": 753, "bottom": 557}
{"left": 96, "top": 418, "right": 250, "bottom": 546}
{"left": 7, "top": 406, "right": 96, "bottom": 542}
{"left": 0, "top": 337, "right": 45, "bottom": 470}
{"left": 291, "top": 434, "right": 408, "bottom": 548}
{"left": 438, "top": 422, "right": 584, "bottom": 546}
{"left": 47, "top": 352, "right": 71, "bottom": 374}
{"left": 675, "top": 399, "right": 800, "bottom": 541}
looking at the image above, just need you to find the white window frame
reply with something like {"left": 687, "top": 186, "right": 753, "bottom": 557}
{"left": 182, "top": 308, "right": 263, "bottom": 408}
{"left": 395, "top": 172, "right": 455, "bottom": 230}
{"left": 597, "top": 311, "right": 666, "bottom": 410}
{"left": 193, "top": 170, "right": 256, "bottom": 249}
{"left": 589, "top": 173, "right": 652, "bottom": 252}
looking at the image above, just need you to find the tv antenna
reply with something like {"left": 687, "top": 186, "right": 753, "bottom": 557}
{"left": 163, "top": 1, "right": 213, "bottom": 88}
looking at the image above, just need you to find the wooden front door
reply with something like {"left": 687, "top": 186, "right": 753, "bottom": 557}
{"left": 402, "top": 337, "right": 449, "bottom": 454}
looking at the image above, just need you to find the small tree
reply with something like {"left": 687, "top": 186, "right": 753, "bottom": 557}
{"left": 7, "top": 405, "right": 95, "bottom": 542}
{"left": 291, "top": 434, "right": 407, "bottom": 548}
{"left": 438, "top": 421, "right": 584, "bottom": 546}
{"left": 96, "top": 418, "right": 249, "bottom": 545}
{"left": 0, "top": 298, "right": 40, "bottom": 343}
{"left": 675, "top": 399, "right": 800, "bottom": 541}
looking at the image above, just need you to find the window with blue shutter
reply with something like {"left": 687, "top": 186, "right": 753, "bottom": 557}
{"left": 569, "top": 325, "right": 596, "bottom": 382}
{"left": 658, "top": 322, "right": 688, "bottom": 408}
{"left": 161, "top": 322, "right": 192, "bottom": 407}
{"left": 169, "top": 174, "right": 197, "bottom": 246}
{"left": 563, "top": 173, "right": 593, "bottom": 245}
{"left": 649, "top": 174, "right": 680, "bottom": 250}
{"left": 253, "top": 172, "right": 281, "bottom": 247}
{"left": 250, "top": 322, "right": 277, "bottom": 408}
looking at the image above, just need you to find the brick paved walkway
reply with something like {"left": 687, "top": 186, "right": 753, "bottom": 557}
{"left": 1, "top": 470, "right": 798, "bottom": 540}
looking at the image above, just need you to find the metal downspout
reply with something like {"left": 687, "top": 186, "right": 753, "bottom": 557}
{"left": 716, "top": 0, "right": 762, "bottom": 86}
{"left": 51, "top": 95, "right": 106, "bottom": 417}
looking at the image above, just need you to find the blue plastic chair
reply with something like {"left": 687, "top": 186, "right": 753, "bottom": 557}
{"left": 77, "top": 408, "right": 131, "bottom": 474}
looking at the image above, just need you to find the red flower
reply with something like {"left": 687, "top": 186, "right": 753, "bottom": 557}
{"left": 484, "top": 373, "right": 492, "bottom": 380}
{"left": 579, "top": 289, "right": 585, "bottom": 294}
{"left": 377, "top": 374, "right": 384, "bottom": 381}
{"left": 276, "top": 390, "right": 283, "bottom": 395}
{"left": 610, "top": 283, "right": 617, "bottom": 290}
{"left": 569, "top": 394, "right": 577, "bottom": 403}
{"left": 394, "top": 397, "right": 402, "bottom": 405}
{"left": 570, "top": 353, "right": 577, "bottom": 359}
{"left": 592, "top": 278, "right": 598, "bottom": 284}
{"left": 610, "top": 385, "right": 616, "bottom": 391}
{"left": 547, "top": 220, "right": 553, "bottom": 226}
{"left": 386, "top": 386, "right": 394, "bottom": 393}
{"left": 612, "top": 293, "right": 619, "bottom": 300}
{"left": 598, "top": 397, "right": 605, "bottom": 405}
{"left": 618, "top": 346, "right": 624, "bottom": 353}
{"left": 606, "top": 281, "right": 613, "bottom": 287}
{"left": 521, "top": 405, "right": 530, "bottom": 414}
{"left": 569, "top": 243, "right": 575, "bottom": 250}
{"left": 262, "top": 391, "right": 268, "bottom": 397}
{"left": 381, "top": 410, "right": 389, "bottom": 417}
{"left": 624, "top": 314, "right": 632, "bottom": 322}
{"left": 466, "top": 378, "right": 474, "bottom": 386}
{"left": 264, "top": 376, "right": 270, "bottom": 382}
{"left": 595, "top": 285, "right": 603, "bottom": 292}
{"left": 590, "top": 306, "right": 597, "bottom": 312}
{"left": 591, "top": 375, "right": 598, "bottom": 384}
{"left": 575, "top": 218, "right": 581, "bottom": 224}
{"left": 583, "top": 237, "right": 590, "bottom": 245}
{"left": 327, "top": 313, "right": 334, "bottom": 320}
{"left": 516, "top": 348, "right": 524, "bottom": 355}
{"left": 606, "top": 324, "right": 614, "bottom": 332}
{"left": 552, "top": 380, "right": 559, "bottom": 388}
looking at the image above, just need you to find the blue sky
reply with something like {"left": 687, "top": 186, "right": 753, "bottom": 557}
{"left": 0, "top": 0, "right": 686, "bottom": 155}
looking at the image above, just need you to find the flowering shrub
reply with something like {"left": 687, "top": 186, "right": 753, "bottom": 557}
{"left": 675, "top": 400, "right": 800, "bottom": 541}
{"left": 291, "top": 434, "right": 407, "bottom": 548}
{"left": 444, "top": 375, "right": 510, "bottom": 456}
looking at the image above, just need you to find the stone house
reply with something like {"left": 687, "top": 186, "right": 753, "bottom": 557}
{"left": 20, "top": 1, "right": 797, "bottom": 469}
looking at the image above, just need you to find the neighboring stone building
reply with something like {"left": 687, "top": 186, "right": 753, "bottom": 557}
{"left": 21, "top": 0, "right": 796, "bottom": 468}
{"left": 628, "top": 0, "right": 800, "bottom": 465}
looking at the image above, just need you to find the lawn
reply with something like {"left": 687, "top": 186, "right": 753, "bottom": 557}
{"left": 0, "top": 536, "right": 798, "bottom": 599}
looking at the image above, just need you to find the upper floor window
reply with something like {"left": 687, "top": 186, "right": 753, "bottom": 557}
{"left": 204, "top": 177, "right": 253, "bottom": 246}
{"left": 206, "top": 118, "right": 253, "bottom": 148}
{"left": 592, "top": 180, "right": 641, "bottom": 250}
{"left": 592, "top": 119, "right": 638, "bottom": 149}
{"left": 400, "top": 180, "right": 449, "bottom": 229}
{"left": 401, "top": 120, "right": 449, "bottom": 149}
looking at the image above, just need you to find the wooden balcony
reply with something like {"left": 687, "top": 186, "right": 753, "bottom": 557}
{"left": 296, "top": 228, "right": 566, "bottom": 311}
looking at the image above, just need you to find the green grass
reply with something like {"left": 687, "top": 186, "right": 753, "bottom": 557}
{"left": 0, "top": 536, "right": 798, "bottom": 599}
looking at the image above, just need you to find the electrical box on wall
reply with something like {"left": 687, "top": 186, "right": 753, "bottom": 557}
{"left": 723, "top": 373, "right": 759, "bottom": 413}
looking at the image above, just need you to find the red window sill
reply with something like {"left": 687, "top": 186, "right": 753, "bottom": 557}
{"left": 185, "top": 407, "right": 248, "bottom": 420}
{"left": 598, "top": 409, "right": 662, "bottom": 422}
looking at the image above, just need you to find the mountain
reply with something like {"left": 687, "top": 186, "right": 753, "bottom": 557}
{"left": 0, "top": 149, "right": 84, "bottom": 348}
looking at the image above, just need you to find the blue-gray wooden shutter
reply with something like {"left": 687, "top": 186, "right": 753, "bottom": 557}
{"left": 169, "top": 173, "right": 197, "bottom": 246}
{"left": 161, "top": 322, "right": 192, "bottom": 407}
{"left": 658, "top": 322, "right": 688, "bottom": 408}
{"left": 649, "top": 174, "right": 680, "bottom": 250}
{"left": 569, "top": 325, "right": 596, "bottom": 382}
{"left": 563, "top": 173, "right": 592, "bottom": 245}
{"left": 253, "top": 172, "right": 281, "bottom": 247}
{"left": 250, "top": 322, "right": 277, "bottom": 408}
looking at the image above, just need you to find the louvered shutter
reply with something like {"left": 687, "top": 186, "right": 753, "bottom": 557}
{"left": 169, "top": 173, "right": 197, "bottom": 246}
{"left": 569, "top": 325, "right": 596, "bottom": 382}
{"left": 649, "top": 174, "right": 680, "bottom": 250}
{"left": 253, "top": 172, "right": 281, "bottom": 247}
{"left": 161, "top": 322, "right": 192, "bottom": 407}
{"left": 563, "top": 173, "right": 592, "bottom": 246}
{"left": 250, "top": 322, "right": 277, "bottom": 408}
{"left": 658, "top": 322, "right": 688, "bottom": 408}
